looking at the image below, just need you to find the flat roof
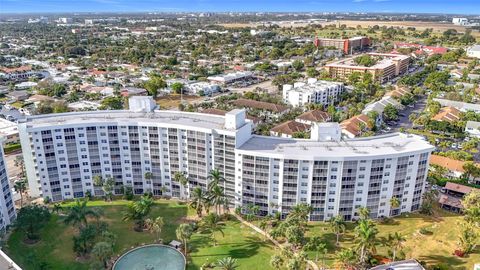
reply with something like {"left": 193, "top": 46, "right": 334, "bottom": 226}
{"left": 326, "top": 53, "right": 409, "bottom": 70}
{"left": 237, "top": 133, "right": 434, "bottom": 159}
{"left": 20, "top": 110, "right": 230, "bottom": 131}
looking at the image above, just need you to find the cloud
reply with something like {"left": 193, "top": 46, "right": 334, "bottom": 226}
{"left": 352, "top": 0, "right": 367, "bottom": 2}
{"left": 374, "top": 0, "right": 392, "bottom": 2}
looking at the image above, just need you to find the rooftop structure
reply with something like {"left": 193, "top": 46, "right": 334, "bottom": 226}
{"left": 296, "top": 110, "right": 331, "bottom": 124}
{"left": 232, "top": 99, "right": 289, "bottom": 114}
{"left": 467, "top": 44, "right": 480, "bottom": 59}
{"left": 340, "top": 114, "right": 371, "bottom": 138}
{"left": 432, "top": 107, "right": 461, "bottom": 123}
{"left": 282, "top": 79, "right": 344, "bottom": 107}
{"left": 433, "top": 98, "right": 480, "bottom": 113}
{"left": 369, "top": 259, "right": 425, "bottom": 270}
{"left": 465, "top": 121, "right": 480, "bottom": 138}
{"left": 19, "top": 99, "right": 433, "bottom": 221}
{"left": 326, "top": 53, "right": 410, "bottom": 83}
{"left": 270, "top": 120, "right": 311, "bottom": 138}
{"left": 362, "top": 96, "right": 404, "bottom": 115}
{"left": 207, "top": 71, "right": 253, "bottom": 85}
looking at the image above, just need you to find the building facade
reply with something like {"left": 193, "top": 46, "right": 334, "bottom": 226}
{"left": 316, "top": 36, "right": 371, "bottom": 54}
{"left": 282, "top": 79, "right": 344, "bottom": 107}
{"left": 19, "top": 103, "right": 434, "bottom": 221}
{"left": 0, "top": 142, "right": 16, "bottom": 232}
{"left": 326, "top": 53, "right": 410, "bottom": 83}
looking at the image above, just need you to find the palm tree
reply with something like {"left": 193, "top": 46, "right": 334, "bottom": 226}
{"left": 145, "top": 216, "right": 164, "bottom": 242}
{"left": 14, "top": 156, "right": 25, "bottom": 177}
{"left": 305, "top": 236, "right": 326, "bottom": 263}
{"left": 102, "top": 177, "right": 115, "bottom": 202}
{"left": 91, "top": 241, "right": 113, "bottom": 269}
{"left": 335, "top": 248, "right": 357, "bottom": 270}
{"left": 355, "top": 219, "right": 379, "bottom": 266}
{"left": 14, "top": 180, "right": 27, "bottom": 207}
{"left": 190, "top": 187, "right": 206, "bottom": 217}
{"left": 174, "top": 172, "right": 189, "bottom": 198}
{"left": 176, "top": 223, "right": 193, "bottom": 257}
{"left": 289, "top": 203, "right": 313, "bottom": 225}
{"left": 64, "top": 199, "right": 100, "bottom": 229}
{"left": 358, "top": 206, "right": 371, "bottom": 220}
{"left": 329, "top": 215, "right": 346, "bottom": 246}
{"left": 122, "top": 195, "right": 154, "bottom": 231}
{"left": 200, "top": 213, "right": 225, "bottom": 246}
{"left": 92, "top": 175, "right": 103, "bottom": 187}
{"left": 216, "top": 257, "right": 239, "bottom": 270}
{"left": 209, "top": 185, "right": 226, "bottom": 215}
{"left": 385, "top": 232, "right": 406, "bottom": 262}
{"left": 208, "top": 169, "right": 225, "bottom": 191}
{"left": 390, "top": 197, "right": 401, "bottom": 216}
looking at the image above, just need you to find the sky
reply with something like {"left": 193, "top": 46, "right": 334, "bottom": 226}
{"left": 0, "top": 0, "right": 479, "bottom": 14}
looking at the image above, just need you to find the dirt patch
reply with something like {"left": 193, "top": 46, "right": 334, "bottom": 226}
{"left": 156, "top": 94, "right": 203, "bottom": 109}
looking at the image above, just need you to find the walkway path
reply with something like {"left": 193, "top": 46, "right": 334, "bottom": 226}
{"left": 232, "top": 213, "right": 320, "bottom": 270}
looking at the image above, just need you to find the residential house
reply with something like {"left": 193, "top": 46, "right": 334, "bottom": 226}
{"left": 431, "top": 107, "right": 462, "bottom": 123}
{"left": 340, "top": 114, "right": 371, "bottom": 138}
{"left": 270, "top": 120, "right": 311, "bottom": 138}
{"left": 439, "top": 182, "right": 478, "bottom": 213}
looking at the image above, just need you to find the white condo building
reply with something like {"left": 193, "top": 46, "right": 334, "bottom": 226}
{"left": 19, "top": 98, "right": 434, "bottom": 221}
{"left": 0, "top": 142, "right": 16, "bottom": 232}
{"left": 283, "top": 79, "right": 345, "bottom": 107}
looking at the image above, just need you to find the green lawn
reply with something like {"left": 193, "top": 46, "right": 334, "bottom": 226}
{"left": 5, "top": 199, "right": 276, "bottom": 270}
{"left": 305, "top": 209, "right": 480, "bottom": 270}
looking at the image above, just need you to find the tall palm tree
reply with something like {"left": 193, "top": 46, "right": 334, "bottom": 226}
{"left": 64, "top": 199, "right": 100, "bottom": 229}
{"left": 52, "top": 203, "right": 62, "bottom": 214}
{"left": 335, "top": 248, "right": 357, "bottom": 270}
{"left": 289, "top": 203, "right": 313, "bottom": 225}
{"left": 385, "top": 232, "right": 406, "bottom": 262}
{"left": 200, "top": 213, "right": 225, "bottom": 246}
{"left": 176, "top": 223, "right": 193, "bottom": 257}
{"left": 216, "top": 257, "right": 239, "bottom": 270}
{"left": 145, "top": 216, "right": 164, "bottom": 242}
{"left": 329, "top": 215, "right": 346, "bottom": 246}
{"left": 208, "top": 169, "right": 225, "bottom": 191}
{"left": 354, "top": 219, "right": 379, "bottom": 266}
{"left": 122, "top": 195, "right": 154, "bottom": 231}
{"left": 305, "top": 236, "right": 327, "bottom": 263}
{"left": 174, "top": 171, "right": 189, "bottom": 199}
{"left": 209, "top": 185, "right": 226, "bottom": 215}
{"left": 190, "top": 187, "right": 206, "bottom": 217}
{"left": 14, "top": 180, "right": 27, "bottom": 207}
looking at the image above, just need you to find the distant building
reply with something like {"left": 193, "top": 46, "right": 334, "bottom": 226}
{"left": 295, "top": 110, "right": 331, "bottom": 125}
{"left": 270, "top": 120, "right": 311, "bottom": 138}
{"left": 58, "top": 17, "right": 73, "bottom": 24}
{"left": 282, "top": 79, "right": 344, "bottom": 107}
{"left": 431, "top": 107, "right": 461, "bottom": 123}
{"left": 185, "top": 82, "right": 220, "bottom": 96}
{"left": 433, "top": 98, "right": 480, "bottom": 113}
{"left": 340, "top": 114, "right": 371, "bottom": 138}
{"left": 430, "top": 154, "right": 469, "bottom": 178}
{"left": 362, "top": 96, "right": 404, "bottom": 116}
{"left": 467, "top": 45, "right": 480, "bottom": 59}
{"left": 315, "top": 36, "right": 371, "bottom": 54}
{"left": 0, "top": 66, "right": 36, "bottom": 81}
{"left": 207, "top": 71, "right": 253, "bottom": 85}
{"left": 439, "top": 182, "right": 478, "bottom": 213}
{"left": 0, "top": 119, "right": 19, "bottom": 145}
{"left": 465, "top": 121, "right": 480, "bottom": 138}
{"left": 452, "top": 18, "right": 468, "bottom": 26}
{"left": 232, "top": 98, "right": 289, "bottom": 116}
{"left": 326, "top": 53, "right": 410, "bottom": 83}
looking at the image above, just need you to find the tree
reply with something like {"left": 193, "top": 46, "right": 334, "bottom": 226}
{"left": 462, "top": 190, "right": 480, "bottom": 226}
{"left": 190, "top": 187, "right": 207, "bottom": 217}
{"left": 215, "top": 257, "right": 239, "bottom": 270}
{"left": 208, "top": 169, "right": 225, "bottom": 191}
{"left": 285, "top": 225, "right": 305, "bottom": 248}
{"left": 305, "top": 236, "right": 327, "bottom": 264}
{"left": 306, "top": 67, "right": 319, "bottom": 78}
{"left": 91, "top": 241, "right": 113, "bottom": 269}
{"left": 354, "top": 55, "right": 377, "bottom": 67}
{"left": 64, "top": 199, "right": 100, "bottom": 229}
{"left": 100, "top": 96, "right": 124, "bottom": 110}
{"left": 73, "top": 224, "right": 98, "bottom": 256}
{"left": 458, "top": 222, "right": 479, "bottom": 254}
{"left": 122, "top": 195, "right": 154, "bottom": 231}
{"left": 200, "top": 213, "right": 225, "bottom": 246}
{"left": 174, "top": 172, "right": 189, "bottom": 199}
{"left": 292, "top": 60, "right": 304, "bottom": 71}
{"left": 14, "top": 155, "right": 25, "bottom": 177}
{"left": 144, "top": 74, "right": 166, "bottom": 97}
{"left": 102, "top": 177, "right": 115, "bottom": 202}
{"left": 176, "top": 223, "right": 193, "bottom": 257}
{"left": 385, "top": 232, "right": 406, "bottom": 261}
{"left": 171, "top": 82, "right": 184, "bottom": 94}
{"left": 462, "top": 162, "right": 480, "bottom": 183}
{"left": 329, "top": 215, "right": 346, "bottom": 246}
{"left": 289, "top": 203, "right": 313, "bottom": 227}
{"left": 390, "top": 197, "right": 401, "bottom": 214}
{"left": 354, "top": 219, "right": 378, "bottom": 266}
{"left": 335, "top": 248, "right": 357, "bottom": 270}
{"left": 145, "top": 216, "right": 164, "bottom": 242}
{"left": 383, "top": 104, "right": 399, "bottom": 121}
{"left": 16, "top": 204, "right": 51, "bottom": 241}
{"left": 358, "top": 206, "right": 370, "bottom": 220}
{"left": 14, "top": 180, "right": 27, "bottom": 207}
{"left": 270, "top": 254, "right": 284, "bottom": 269}
{"left": 209, "top": 184, "right": 226, "bottom": 215}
